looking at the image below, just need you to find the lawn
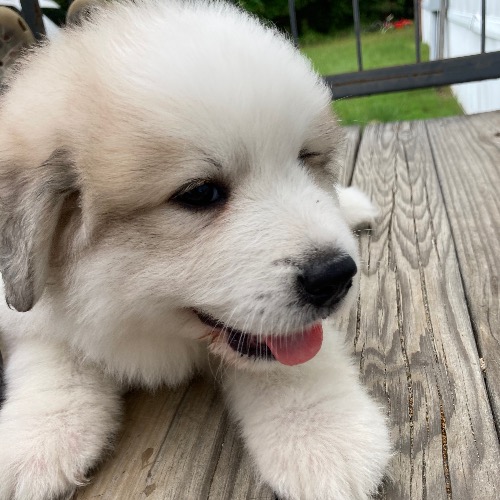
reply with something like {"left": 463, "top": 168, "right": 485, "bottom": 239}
{"left": 301, "top": 28, "right": 463, "bottom": 125}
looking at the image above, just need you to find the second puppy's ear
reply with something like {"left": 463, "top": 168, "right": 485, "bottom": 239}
{"left": 336, "top": 186, "right": 379, "bottom": 230}
{"left": 0, "top": 150, "right": 78, "bottom": 312}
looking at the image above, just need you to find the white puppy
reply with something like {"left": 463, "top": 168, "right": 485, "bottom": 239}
{"left": 0, "top": 1, "right": 390, "bottom": 499}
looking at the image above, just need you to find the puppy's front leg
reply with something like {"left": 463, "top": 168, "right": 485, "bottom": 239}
{"left": 223, "top": 332, "right": 390, "bottom": 500}
{"left": 0, "top": 338, "right": 121, "bottom": 500}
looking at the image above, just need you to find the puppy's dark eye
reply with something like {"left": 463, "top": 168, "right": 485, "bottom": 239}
{"left": 175, "top": 182, "right": 226, "bottom": 208}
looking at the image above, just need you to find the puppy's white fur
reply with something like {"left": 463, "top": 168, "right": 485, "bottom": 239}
{"left": 0, "top": 1, "right": 390, "bottom": 499}
{"left": 338, "top": 186, "right": 379, "bottom": 228}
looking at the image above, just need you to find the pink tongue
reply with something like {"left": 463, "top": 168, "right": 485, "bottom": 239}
{"left": 265, "top": 323, "right": 323, "bottom": 366}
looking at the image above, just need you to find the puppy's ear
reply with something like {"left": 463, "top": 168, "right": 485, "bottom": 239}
{"left": 337, "top": 186, "right": 379, "bottom": 229}
{"left": 0, "top": 150, "right": 77, "bottom": 312}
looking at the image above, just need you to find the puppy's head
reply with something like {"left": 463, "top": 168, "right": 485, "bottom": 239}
{"left": 0, "top": 0, "right": 358, "bottom": 369}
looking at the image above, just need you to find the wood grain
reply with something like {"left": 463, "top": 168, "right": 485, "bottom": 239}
{"left": 340, "top": 125, "right": 361, "bottom": 186}
{"left": 426, "top": 112, "right": 500, "bottom": 425}
{"left": 75, "top": 379, "right": 274, "bottom": 500}
{"left": 347, "top": 120, "right": 500, "bottom": 499}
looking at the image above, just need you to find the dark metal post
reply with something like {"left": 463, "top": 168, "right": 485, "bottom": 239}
{"left": 288, "top": 0, "right": 299, "bottom": 47}
{"left": 414, "top": 0, "right": 421, "bottom": 63}
{"left": 437, "top": 0, "right": 447, "bottom": 60}
{"left": 481, "top": 0, "right": 486, "bottom": 53}
{"left": 20, "top": 0, "right": 46, "bottom": 40}
{"left": 352, "top": 0, "right": 363, "bottom": 71}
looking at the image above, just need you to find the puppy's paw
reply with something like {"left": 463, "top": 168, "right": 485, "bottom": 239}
{"left": 0, "top": 339, "right": 122, "bottom": 500}
{"left": 337, "top": 186, "right": 379, "bottom": 229}
{"left": 249, "top": 395, "right": 391, "bottom": 500}
{"left": 0, "top": 428, "right": 85, "bottom": 500}
{"left": 0, "top": 376, "right": 120, "bottom": 500}
{"left": 0, "top": 418, "right": 98, "bottom": 500}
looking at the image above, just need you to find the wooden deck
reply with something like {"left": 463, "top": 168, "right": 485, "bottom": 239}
{"left": 75, "top": 112, "right": 500, "bottom": 500}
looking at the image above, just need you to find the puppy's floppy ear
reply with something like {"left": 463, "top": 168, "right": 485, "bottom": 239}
{"left": 337, "top": 186, "right": 379, "bottom": 229}
{"left": 0, "top": 150, "right": 78, "bottom": 312}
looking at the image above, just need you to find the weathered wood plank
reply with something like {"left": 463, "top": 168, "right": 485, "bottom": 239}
{"left": 346, "top": 120, "right": 500, "bottom": 499}
{"left": 75, "top": 378, "right": 274, "bottom": 499}
{"left": 426, "top": 112, "right": 500, "bottom": 426}
{"left": 340, "top": 125, "right": 361, "bottom": 186}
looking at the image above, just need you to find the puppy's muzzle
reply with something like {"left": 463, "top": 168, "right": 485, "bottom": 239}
{"left": 298, "top": 254, "right": 357, "bottom": 308}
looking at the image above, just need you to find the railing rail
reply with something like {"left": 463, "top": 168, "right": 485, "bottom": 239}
{"left": 293, "top": 0, "right": 500, "bottom": 99}
{"left": 326, "top": 51, "right": 500, "bottom": 100}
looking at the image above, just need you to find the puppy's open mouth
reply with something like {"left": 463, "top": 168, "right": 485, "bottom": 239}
{"left": 195, "top": 310, "right": 323, "bottom": 366}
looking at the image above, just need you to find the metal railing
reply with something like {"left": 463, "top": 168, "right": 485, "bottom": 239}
{"left": 17, "top": 0, "right": 500, "bottom": 101}
{"left": 288, "top": 0, "right": 500, "bottom": 100}
{"left": 19, "top": 0, "right": 45, "bottom": 39}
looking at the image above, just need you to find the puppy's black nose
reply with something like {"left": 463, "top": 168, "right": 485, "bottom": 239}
{"left": 298, "top": 254, "right": 357, "bottom": 308}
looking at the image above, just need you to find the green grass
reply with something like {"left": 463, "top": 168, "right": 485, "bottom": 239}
{"left": 301, "top": 29, "right": 464, "bottom": 125}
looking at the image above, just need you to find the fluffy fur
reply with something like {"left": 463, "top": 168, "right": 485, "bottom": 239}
{"left": 0, "top": 1, "right": 390, "bottom": 499}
